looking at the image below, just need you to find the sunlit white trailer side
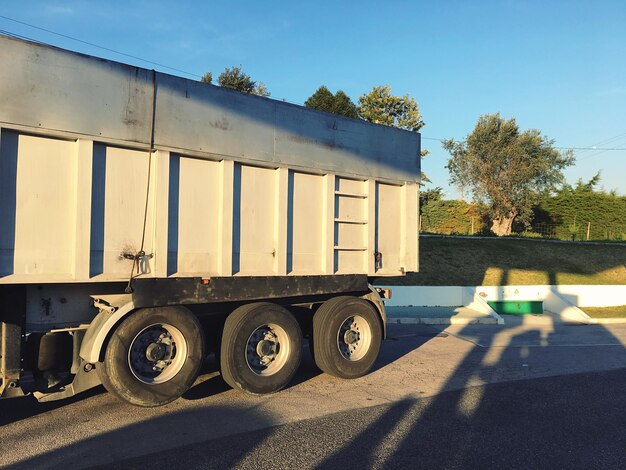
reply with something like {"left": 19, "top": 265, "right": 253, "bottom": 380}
{"left": 0, "top": 36, "right": 420, "bottom": 405}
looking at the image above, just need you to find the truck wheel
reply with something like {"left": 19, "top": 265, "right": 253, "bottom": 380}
{"left": 220, "top": 303, "right": 302, "bottom": 394}
{"left": 312, "top": 296, "right": 382, "bottom": 379}
{"left": 98, "top": 306, "right": 204, "bottom": 407}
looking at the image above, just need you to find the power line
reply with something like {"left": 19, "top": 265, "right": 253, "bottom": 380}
{"left": 421, "top": 136, "right": 626, "bottom": 151}
{"left": 576, "top": 132, "right": 626, "bottom": 161}
{"left": 587, "top": 131, "right": 626, "bottom": 148}
{"left": 0, "top": 14, "right": 201, "bottom": 78}
{"left": 0, "top": 28, "right": 47, "bottom": 44}
{"left": 1, "top": 14, "right": 625, "bottom": 154}
{"left": 555, "top": 146, "right": 626, "bottom": 151}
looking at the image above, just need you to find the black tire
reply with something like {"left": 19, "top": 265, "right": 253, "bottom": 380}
{"left": 98, "top": 306, "right": 204, "bottom": 407}
{"left": 220, "top": 302, "right": 302, "bottom": 395}
{"left": 312, "top": 296, "right": 382, "bottom": 379}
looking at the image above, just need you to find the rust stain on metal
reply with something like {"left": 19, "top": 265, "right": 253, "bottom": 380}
{"left": 210, "top": 118, "right": 230, "bottom": 130}
{"left": 41, "top": 298, "right": 52, "bottom": 316}
{"left": 286, "top": 134, "right": 345, "bottom": 151}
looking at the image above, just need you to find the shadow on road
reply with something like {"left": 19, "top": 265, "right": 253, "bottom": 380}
{"left": 9, "top": 403, "right": 278, "bottom": 469}
{"left": 4, "top": 313, "right": 626, "bottom": 467}
{"left": 0, "top": 386, "right": 105, "bottom": 427}
{"left": 61, "top": 318, "right": 626, "bottom": 469}
{"left": 0, "top": 325, "right": 441, "bottom": 467}
{"left": 372, "top": 323, "right": 443, "bottom": 374}
{"left": 183, "top": 328, "right": 438, "bottom": 402}
{"left": 312, "top": 315, "right": 626, "bottom": 468}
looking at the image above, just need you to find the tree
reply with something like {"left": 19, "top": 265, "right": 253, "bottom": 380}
{"left": 565, "top": 171, "right": 602, "bottom": 193}
{"left": 304, "top": 86, "right": 358, "bottom": 118}
{"left": 357, "top": 85, "right": 424, "bottom": 132}
{"left": 419, "top": 186, "right": 444, "bottom": 210}
{"left": 200, "top": 72, "right": 213, "bottom": 84}
{"left": 535, "top": 173, "right": 626, "bottom": 241}
{"left": 357, "top": 85, "right": 427, "bottom": 180}
{"left": 255, "top": 81, "right": 270, "bottom": 98}
{"left": 444, "top": 113, "right": 575, "bottom": 236}
{"left": 201, "top": 66, "right": 270, "bottom": 97}
{"left": 219, "top": 66, "right": 269, "bottom": 97}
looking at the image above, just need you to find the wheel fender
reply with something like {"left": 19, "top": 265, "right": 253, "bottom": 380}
{"left": 362, "top": 285, "right": 387, "bottom": 339}
{"left": 79, "top": 294, "right": 136, "bottom": 364}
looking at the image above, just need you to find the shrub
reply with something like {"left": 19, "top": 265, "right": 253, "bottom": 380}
{"left": 534, "top": 192, "right": 626, "bottom": 241}
{"left": 421, "top": 200, "right": 487, "bottom": 235}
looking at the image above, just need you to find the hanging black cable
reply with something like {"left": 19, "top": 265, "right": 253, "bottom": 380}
{"left": 125, "top": 69, "right": 157, "bottom": 294}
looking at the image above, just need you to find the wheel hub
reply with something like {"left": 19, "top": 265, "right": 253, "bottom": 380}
{"left": 146, "top": 342, "right": 166, "bottom": 362}
{"left": 246, "top": 324, "right": 290, "bottom": 376}
{"left": 344, "top": 330, "right": 360, "bottom": 345}
{"left": 337, "top": 315, "right": 372, "bottom": 362}
{"left": 257, "top": 339, "right": 277, "bottom": 358}
{"left": 128, "top": 324, "right": 187, "bottom": 385}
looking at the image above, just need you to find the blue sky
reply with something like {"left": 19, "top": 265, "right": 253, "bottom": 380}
{"left": 1, "top": 0, "right": 625, "bottom": 197}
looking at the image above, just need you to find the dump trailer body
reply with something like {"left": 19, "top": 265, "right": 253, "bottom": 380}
{"left": 0, "top": 36, "right": 419, "bottom": 288}
{"left": 0, "top": 36, "right": 420, "bottom": 404}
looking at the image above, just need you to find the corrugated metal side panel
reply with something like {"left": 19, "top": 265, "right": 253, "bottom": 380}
{"left": 175, "top": 157, "right": 221, "bottom": 276}
{"left": 154, "top": 76, "right": 276, "bottom": 163}
{"left": 0, "top": 36, "right": 153, "bottom": 145}
{"left": 0, "top": 133, "right": 155, "bottom": 283}
{"left": 12, "top": 134, "right": 76, "bottom": 277}
{"left": 0, "top": 36, "right": 420, "bottom": 184}
{"left": 273, "top": 103, "right": 419, "bottom": 182}
{"left": 154, "top": 73, "right": 421, "bottom": 182}
{"left": 0, "top": 36, "right": 420, "bottom": 284}
{"left": 290, "top": 172, "right": 324, "bottom": 274}
{"left": 0, "top": 133, "right": 418, "bottom": 283}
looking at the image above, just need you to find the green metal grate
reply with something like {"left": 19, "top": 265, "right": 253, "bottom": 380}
{"left": 487, "top": 300, "right": 543, "bottom": 315}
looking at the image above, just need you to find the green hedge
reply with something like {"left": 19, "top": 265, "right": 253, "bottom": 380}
{"left": 535, "top": 192, "right": 626, "bottom": 241}
{"left": 421, "top": 200, "right": 486, "bottom": 235}
{"left": 420, "top": 192, "right": 625, "bottom": 241}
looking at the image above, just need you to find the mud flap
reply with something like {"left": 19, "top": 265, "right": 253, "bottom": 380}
{"left": 33, "top": 362, "right": 101, "bottom": 402}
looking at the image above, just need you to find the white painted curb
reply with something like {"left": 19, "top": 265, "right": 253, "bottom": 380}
{"left": 388, "top": 316, "right": 498, "bottom": 326}
{"left": 463, "top": 287, "right": 504, "bottom": 325}
{"left": 377, "top": 285, "right": 625, "bottom": 325}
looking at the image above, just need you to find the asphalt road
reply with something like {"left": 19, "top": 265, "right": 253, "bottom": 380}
{"left": 108, "top": 369, "right": 626, "bottom": 469}
{"left": 2, "top": 316, "right": 626, "bottom": 469}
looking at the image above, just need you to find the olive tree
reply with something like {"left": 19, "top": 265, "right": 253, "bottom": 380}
{"left": 444, "top": 113, "right": 574, "bottom": 236}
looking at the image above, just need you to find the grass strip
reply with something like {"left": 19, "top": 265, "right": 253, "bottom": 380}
{"left": 581, "top": 306, "right": 626, "bottom": 318}
{"left": 375, "top": 236, "right": 626, "bottom": 286}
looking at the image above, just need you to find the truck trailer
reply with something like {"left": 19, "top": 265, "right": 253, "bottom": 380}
{"left": 0, "top": 35, "right": 420, "bottom": 406}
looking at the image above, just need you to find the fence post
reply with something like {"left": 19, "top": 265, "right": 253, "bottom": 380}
{"left": 586, "top": 222, "right": 591, "bottom": 241}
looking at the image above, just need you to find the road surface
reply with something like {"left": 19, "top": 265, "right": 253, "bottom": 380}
{"left": 2, "top": 315, "right": 626, "bottom": 468}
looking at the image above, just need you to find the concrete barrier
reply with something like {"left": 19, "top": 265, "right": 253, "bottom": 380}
{"left": 377, "top": 285, "right": 626, "bottom": 323}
